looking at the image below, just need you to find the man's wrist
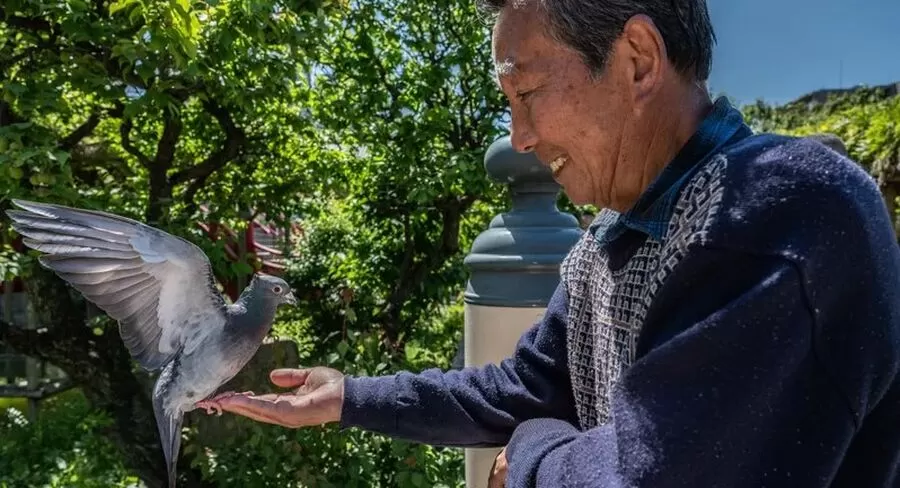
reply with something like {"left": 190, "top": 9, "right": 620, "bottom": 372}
{"left": 338, "top": 374, "right": 400, "bottom": 432}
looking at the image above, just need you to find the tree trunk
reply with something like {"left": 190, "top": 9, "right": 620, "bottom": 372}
{"left": 146, "top": 178, "right": 174, "bottom": 227}
{"left": 379, "top": 196, "right": 473, "bottom": 349}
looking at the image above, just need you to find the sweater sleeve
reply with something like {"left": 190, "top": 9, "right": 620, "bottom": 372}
{"left": 503, "top": 245, "right": 882, "bottom": 487}
{"left": 339, "top": 282, "right": 577, "bottom": 447}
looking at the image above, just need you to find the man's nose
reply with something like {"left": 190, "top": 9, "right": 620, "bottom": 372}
{"left": 509, "top": 113, "right": 538, "bottom": 153}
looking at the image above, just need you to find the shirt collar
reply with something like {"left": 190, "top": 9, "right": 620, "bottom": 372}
{"left": 591, "top": 96, "right": 752, "bottom": 244}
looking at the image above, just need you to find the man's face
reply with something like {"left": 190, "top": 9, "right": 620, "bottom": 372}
{"left": 492, "top": 6, "right": 638, "bottom": 208}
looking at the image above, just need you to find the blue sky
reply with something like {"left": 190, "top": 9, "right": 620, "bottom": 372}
{"left": 706, "top": 0, "right": 900, "bottom": 107}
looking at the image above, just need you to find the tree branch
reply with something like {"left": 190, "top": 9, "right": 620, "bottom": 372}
{"left": 170, "top": 100, "right": 246, "bottom": 207}
{"left": 379, "top": 195, "right": 476, "bottom": 345}
{"left": 118, "top": 116, "right": 152, "bottom": 168}
{"left": 393, "top": 213, "right": 416, "bottom": 290}
{"left": 155, "top": 111, "right": 183, "bottom": 169}
{"left": 0, "top": 319, "right": 69, "bottom": 362}
{"left": 0, "top": 265, "right": 90, "bottom": 363}
{"left": 0, "top": 11, "right": 53, "bottom": 33}
{"left": 2, "top": 6, "right": 156, "bottom": 92}
{"left": 59, "top": 112, "right": 102, "bottom": 150}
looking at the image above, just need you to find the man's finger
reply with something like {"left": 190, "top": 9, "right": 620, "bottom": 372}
{"left": 217, "top": 396, "right": 289, "bottom": 425}
{"left": 222, "top": 404, "right": 286, "bottom": 426}
{"left": 216, "top": 392, "right": 284, "bottom": 412}
{"left": 487, "top": 448, "right": 507, "bottom": 488}
{"left": 270, "top": 368, "right": 311, "bottom": 388}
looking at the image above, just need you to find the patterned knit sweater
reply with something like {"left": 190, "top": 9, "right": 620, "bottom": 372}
{"left": 340, "top": 131, "right": 900, "bottom": 487}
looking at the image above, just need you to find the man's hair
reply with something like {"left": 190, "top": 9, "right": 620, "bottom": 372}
{"left": 478, "top": 0, "right": 716, "bottom": 82}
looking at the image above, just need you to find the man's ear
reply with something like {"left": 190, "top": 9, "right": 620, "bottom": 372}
{"left": 620, "top": 14, "right": 666, "bottom": 104}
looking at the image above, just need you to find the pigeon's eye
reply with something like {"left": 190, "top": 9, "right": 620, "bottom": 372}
{"left": 272, "top": 285, "right": 283, "bottom": 294}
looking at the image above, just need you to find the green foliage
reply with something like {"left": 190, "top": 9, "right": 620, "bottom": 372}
{"left": 1, "top": 0, "right": 342, "bottom": 245}
{"left": 0, "top": 240, "right": 29, "bottom": 282}
{"left": 196, "top": 423, "right": 462, "bottom": 488}
{"left": 280, "top": 0, "right": 508, "bottom": 348}
{"left": 0, "top": 390, "right": 139, "bottom": 488}
{"left": 2, "top": 0, "right": 503, "bottom": 485}
{"left": 741, "top": 85, "right": 900, "bottom": 232}
{"left": 741, "top": 85, "right": 898, "bottom": 136}
{"left": 741, "top": 86, "right": 900, "bottom": 170}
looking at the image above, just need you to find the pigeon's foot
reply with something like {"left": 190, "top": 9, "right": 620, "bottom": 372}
{"left": 196, "top": 391, "right": 256, "bottom": 416}
{"left": 196, "top": 400, "right": 223, "bottom": 416}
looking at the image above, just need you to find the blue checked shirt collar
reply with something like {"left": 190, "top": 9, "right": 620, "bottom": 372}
{"left": 591, "top": 96, "right": 752, "bottom": 245}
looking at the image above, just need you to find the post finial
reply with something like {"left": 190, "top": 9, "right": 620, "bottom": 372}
{"left": 464, "top": 136, "right": 583, "bottom": 307}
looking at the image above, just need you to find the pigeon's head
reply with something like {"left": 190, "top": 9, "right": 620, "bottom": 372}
{"left": 249, "top": 273, "right": 297, "bottom": 307}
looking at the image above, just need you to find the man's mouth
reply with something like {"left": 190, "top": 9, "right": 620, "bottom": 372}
{"left": 549, "top": 156, "right": 568, "bottom": 176}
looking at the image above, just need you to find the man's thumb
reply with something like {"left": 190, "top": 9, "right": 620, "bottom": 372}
{"left": 270, "top": 368, "right": 311, "bottom": 388}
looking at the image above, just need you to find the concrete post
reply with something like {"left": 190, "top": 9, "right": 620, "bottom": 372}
{"left": 463, "top": 135, "right": 583, "bottom": 488}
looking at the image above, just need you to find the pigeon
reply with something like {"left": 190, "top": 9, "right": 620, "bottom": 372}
{"left": 5, "top": 199, "right": 297, "bottom": 488}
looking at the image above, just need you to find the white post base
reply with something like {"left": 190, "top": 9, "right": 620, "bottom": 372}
{"left": 463, "top": 304, "right": 547, "bottom": 488}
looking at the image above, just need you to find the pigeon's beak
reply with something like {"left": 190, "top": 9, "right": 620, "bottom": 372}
{"left": 284, "top": 291, "right": 297, "bottom": 306}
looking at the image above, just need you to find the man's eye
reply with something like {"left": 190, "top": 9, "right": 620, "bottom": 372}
{"left": 516, "top": 89, "right": 533, "bottom": 101}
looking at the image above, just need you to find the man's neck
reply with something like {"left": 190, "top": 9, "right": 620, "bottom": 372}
{"left": 622, "top": 84, "right": 712, "bottom": 210}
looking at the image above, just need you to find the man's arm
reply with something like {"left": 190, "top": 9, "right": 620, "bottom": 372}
{"left": 502, "top": 243, "right": 900, "bottom": 487}
{"left": 339, "top": 283, "right": 577, "bottom": 447}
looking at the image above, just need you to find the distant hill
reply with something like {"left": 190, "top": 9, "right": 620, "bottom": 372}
{"left": 788, "top": 81, "right": 899, "bottom": 106}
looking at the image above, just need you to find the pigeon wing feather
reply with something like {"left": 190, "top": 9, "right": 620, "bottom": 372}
{"left": 6, "top": 199, "right": 228, "bottom": 371}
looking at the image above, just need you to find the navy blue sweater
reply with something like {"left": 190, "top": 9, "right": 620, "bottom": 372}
{"left": 340, "top": 132, "right": 900, "bottom": 487}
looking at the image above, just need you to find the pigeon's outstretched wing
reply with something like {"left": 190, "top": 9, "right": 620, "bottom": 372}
{"left": 6, "top": 199, "right": 228, "bottom": 371}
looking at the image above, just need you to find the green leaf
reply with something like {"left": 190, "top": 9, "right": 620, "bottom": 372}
{"left": 232, "top": 260, "right": 254, "bottom": 276}
{"left": 108, "top": 0, "right": 136, "bottom": 15}
{"left": 345, "top": 308, "right": 357, "bottom": 323}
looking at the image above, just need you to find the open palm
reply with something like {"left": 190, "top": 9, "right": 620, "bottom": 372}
{"left": 217, "top": 367, "right": 345, "bottom": 428}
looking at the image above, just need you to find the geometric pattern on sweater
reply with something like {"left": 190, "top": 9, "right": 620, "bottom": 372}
{"left": 561, "top": 154, "right": 728, "bottom": 430}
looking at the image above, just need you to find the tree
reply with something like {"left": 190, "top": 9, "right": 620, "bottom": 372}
{"left": 2, "top": 0, "right": 522, "bottom": 484}
{"left": 284, "top": 0, "right": 510, "bottom": 352}
{"left": 1, "top": 0, "right": 340, "bottom": 484}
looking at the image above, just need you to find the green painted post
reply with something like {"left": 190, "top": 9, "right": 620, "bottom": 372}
{"left": 462, "top": 135, "right": 583, "bottom": 488}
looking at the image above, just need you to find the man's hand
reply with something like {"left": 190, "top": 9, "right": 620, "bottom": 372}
{"left": 216, "top": 367, "right": 345, "bottom": 428}
{"left": 488, "top": 447, "right": 508, "bottom": 488}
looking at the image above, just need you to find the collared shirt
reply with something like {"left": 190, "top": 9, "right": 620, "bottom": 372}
{"left": 591, "top": 96, "right": 753, "bottom": 245}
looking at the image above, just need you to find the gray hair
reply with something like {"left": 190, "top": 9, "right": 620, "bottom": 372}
{"left": 478, "top": 0, "right": 717, "bottom": 82}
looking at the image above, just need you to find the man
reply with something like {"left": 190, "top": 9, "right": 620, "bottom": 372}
{"left": 219, "top": 0, "right": 900, "bottom": 486}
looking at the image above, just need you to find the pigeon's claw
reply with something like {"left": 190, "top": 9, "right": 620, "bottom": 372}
{"left": 195, "top": 400, "right": 224, "bottom": 416}
{"left": 195, "top": 391, "right": 255, "bottom": 416}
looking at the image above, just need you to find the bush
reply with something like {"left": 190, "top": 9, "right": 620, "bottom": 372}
{"left": 0, "top": 389, "right": 139, "bottom": 488}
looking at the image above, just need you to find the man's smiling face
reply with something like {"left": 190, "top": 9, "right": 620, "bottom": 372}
{"left": 491, "top": 5, "right": 639, "bottom": 208}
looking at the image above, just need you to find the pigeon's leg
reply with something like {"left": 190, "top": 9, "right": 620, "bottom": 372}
{"left": 195, "top": 390, "right": 256, "bottom": 416}
{"left": 195, "top": 400, "right": 223, "bottom": 416}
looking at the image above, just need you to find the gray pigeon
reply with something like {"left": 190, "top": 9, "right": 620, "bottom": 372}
{"left": 5, "top": 199, "right": 297, "bottom": 487}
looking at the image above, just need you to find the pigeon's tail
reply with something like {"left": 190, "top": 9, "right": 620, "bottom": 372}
{"left": 152, "top": 394, "right": 183, "bottom": 488}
